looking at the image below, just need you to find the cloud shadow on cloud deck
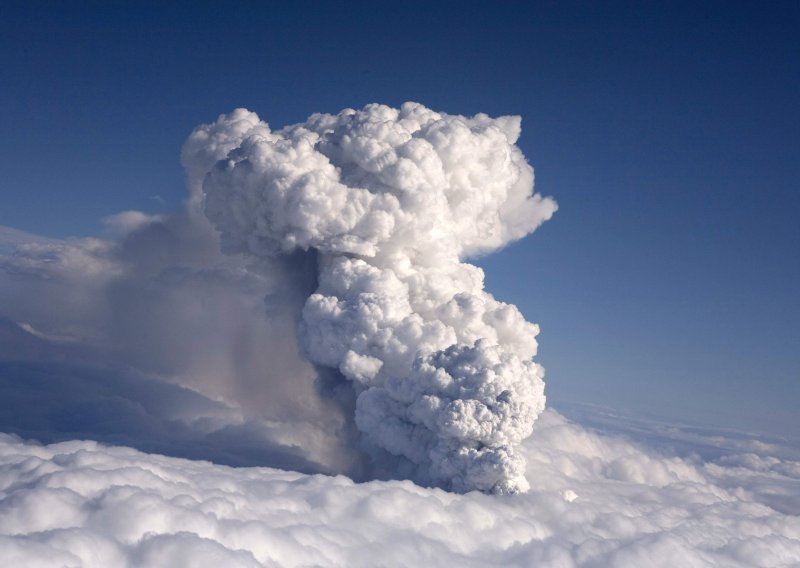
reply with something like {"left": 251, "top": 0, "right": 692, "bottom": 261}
{"left": 0, "top": 359, "right": 329, "bottom": 474}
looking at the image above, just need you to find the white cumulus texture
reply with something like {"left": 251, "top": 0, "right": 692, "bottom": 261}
{"left": 2, "top": 410, "right": 799, "bottom": 568}
{"left": 186, "top": 103, "right": 558, "bottom": 493}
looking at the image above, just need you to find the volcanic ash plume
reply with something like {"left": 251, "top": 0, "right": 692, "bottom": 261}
{"left": 185, "top": 102, "right": 557, "bottom": 493}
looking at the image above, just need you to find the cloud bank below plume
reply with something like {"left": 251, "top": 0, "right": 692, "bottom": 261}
{"left": 2, "top": 411, "right": 799, "bottom": 568}
{"left": 187, "top": 103, "right": 557, "bottom": 493}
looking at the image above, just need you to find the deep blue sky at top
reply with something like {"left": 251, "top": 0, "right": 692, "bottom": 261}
{"left": 1, "top": 1, "right": 798, "bottom": 436}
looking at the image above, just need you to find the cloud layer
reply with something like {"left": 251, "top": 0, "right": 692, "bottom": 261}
{"left": 2, "top": 410, "right": 799, "bottom": 568}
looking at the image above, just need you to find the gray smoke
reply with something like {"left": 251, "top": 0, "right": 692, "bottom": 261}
{"left": 187, "top": 102, "right": 557, "bottom": 493}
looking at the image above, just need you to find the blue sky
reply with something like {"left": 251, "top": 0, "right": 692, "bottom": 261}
{"left": 1, "top": 1, "right": 798, "bottom": 436}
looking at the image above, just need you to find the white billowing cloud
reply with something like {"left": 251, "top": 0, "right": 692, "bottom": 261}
{"left": 181, "top": 108, "right": 269, "bottom": 208}
{"left": 194, "top": 103, "right": 556, "bottom": 260}
{"left": 189, "top": 103, "right": 557, "bottom": 493}
{"left": 1, "top": 410, "right": 799, "bottom": 568}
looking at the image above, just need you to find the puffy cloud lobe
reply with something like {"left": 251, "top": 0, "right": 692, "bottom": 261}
{"left": 1, "top": 411, "right": 799, "bottom": 567}
{"left": 200, "top": 103, "right": 556, "bottom": 260}
{"left": 192, "top": 103, "right": 557, "bottom": 492}
{"left": 359, "top": 341, "right": 545, "bottom": 493}
{"left": 181, "top": 108, "right": 269, "bottom": 207}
